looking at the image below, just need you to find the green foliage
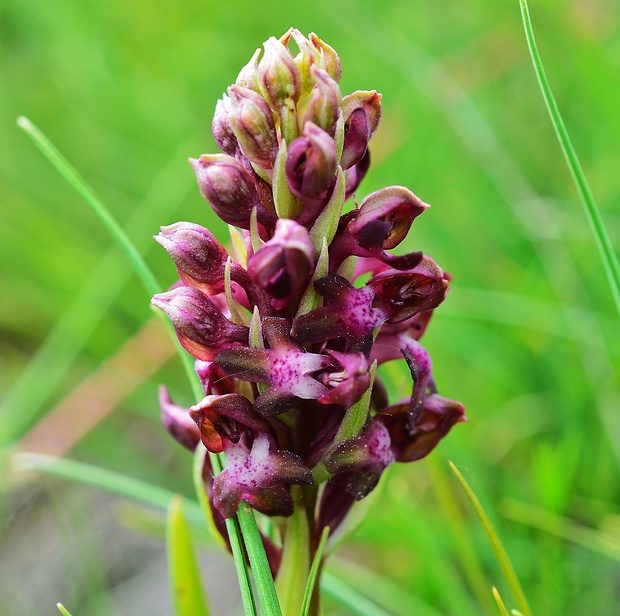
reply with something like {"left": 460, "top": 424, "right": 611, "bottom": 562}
{"left": 2, "top": 0, "right": 620, "bottom": 614}
{"left": 167, "top": 495, "right": 211, "bottom": 616}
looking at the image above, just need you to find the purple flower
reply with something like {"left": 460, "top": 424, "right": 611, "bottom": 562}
{"left": 216, "top": 317, "right": 333, "bottom": 416}
{"left": 154, "top": 30, "right": 465, "bottom": 555}
{"left": 368, "top": 256, "right": 449, "bottom": 323}
{"left": 189, "top": 393, "right": 269, "bottom": 453}
{"left": 213, "top": 432, "right": 313, "bottom": 518}
{"left": 377, "top": 394, "right": 466, "bottom": 462}
{"left": 159, "top": 386, "right": 200, "bottom": 451}
{"left": 190, "top": 154, "right": 276, "bottom": 230}
{"left": 291, "top": 274, "right": 386, "bottom": 352}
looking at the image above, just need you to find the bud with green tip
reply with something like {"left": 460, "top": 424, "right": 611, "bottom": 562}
{"left": 257, "top": 36, "right": 301, "bottom": 109}
{"left": 228, "top": 85, "right": 278, "bottom": 170}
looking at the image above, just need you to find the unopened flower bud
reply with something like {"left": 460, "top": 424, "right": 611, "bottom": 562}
{"left": 190, "top": 154, "right": 269, "bottom": 229}
{"left": 151, "top": 286, "right": 248, "bottom": 361}
{"left": 349, "top": 186, "right": 428, "bottom": 251}
{"left": 285, "top": 122, "right": 337, "bottom": 202}
{"left": 248, "top": 219, "right": 315, "bottom": 310}
{"left": 235, "top": 47, "right": 261, "bottom": 90}
{"left": 303, "top": 66, "right": 342, "bottom": 136}
{"left": 286, "top": 29, "right": 319, "bottom": 93}
{"left": 212, "top": 95, "right": 238, "bottom": 155}
{"left": 257, "top": 37, "right": 301, "bottom": 109}
{"left": 340, "top": 91, "right": 382, "bottom": 169}
{"left": 308, "top": 33, "right": 341, "bottom": 83}
{"left": 154, "top": 222, "right": 228, "bottom": 293}
{"left": 228, "top": 85, "right": 278, "bottom": 169}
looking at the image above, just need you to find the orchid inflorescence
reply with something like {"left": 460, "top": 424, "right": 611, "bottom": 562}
{"left": 152, "top": 28, "right": 465, "bottom": 562}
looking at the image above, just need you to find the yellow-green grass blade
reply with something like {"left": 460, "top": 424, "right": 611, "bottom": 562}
{"left": 449, "top": 462, "right": 532, "bottom": 616}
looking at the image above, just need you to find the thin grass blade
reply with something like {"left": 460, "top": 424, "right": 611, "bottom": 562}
{"left": 167, "top": 495, "right": 211, "bottom": 616}
{"left": 449, "top": 462, "right": 532, "bottom": 616}
{"left": 16, "top": 116, "right": 160, "bottom": 298}
{"left": 492, "top": 587, "right": 511, "bottom": 616}
{"left": 502, "top": 498, "right": 620, "bottom": 562}
{"left": 56, "top": 604, "right": 74, "bottom": 616}
{"left": 12, "top": 453, "right": 204, "bottom": 525}
{"left": 300, "top": 526, "right": 330, "bottom": 616}
{"left": 237, "top": 505, "right": 283, "bottom": 616}
{"left": 518, "top": 0, "right": 620, "bottom": 317}
{"left": 320, "top": 571, "right": 391, "bottom": 616}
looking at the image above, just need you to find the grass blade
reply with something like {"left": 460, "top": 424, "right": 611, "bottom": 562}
{"left": 449, "top": 462, "right": 532, "bottom": 616}
{"left": 519, "top": 0, "right": 620, "bottom": 317}
{"left": 320, "top": 571, "right": 391, "bottom": 616}
{"left": 56, "top": 604, "right": 74, "bottom": 616}
{"left": 492, "top": 587, "right": 511, "bottom": 616}
{"left": 12, "top": 453, "right": 204, "bottom": 525}
{"left": 16, "top": 116, "right": 159, "bottom": 298}
{"left": 237, "top": 505, "right": 283, "bottom": 616}
{"left": 300, "top": 526, "right": 329, "bottom": 616}
{"left": 167, "top": 495, "right": 211, "bottom": 616}
{"left": 502, "top": 498, "right": 620, "bottom": 562}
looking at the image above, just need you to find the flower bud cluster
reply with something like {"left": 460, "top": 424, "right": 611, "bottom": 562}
{"left": 153, "top": 30, "right": 465, "bottom": 551}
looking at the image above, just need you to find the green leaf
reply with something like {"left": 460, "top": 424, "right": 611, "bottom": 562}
{"left": 56, "top": 604, "right": 74, "bottom": 616}
{"left": 300, "top": 526, "right": 330, "bottom": 616}
{"left": 295, "top": 237, "right": 329, "bottom": 319}
{"left": 272, "top": 139, "right": 301, "bottom": 218}
{"left": 426, "top": 455, "right": 494, "bottom": 614}
{"left": 449, "top": 462, "right": 532, "bottom": 616}
{"left": 167, "top": 495, "right": 211, "bottom": 616}
{"left": 519, "top": 0, "right": 620, "bottom": 318}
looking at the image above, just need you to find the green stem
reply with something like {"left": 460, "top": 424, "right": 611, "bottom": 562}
{"left": 276, "top": 487, "right": 311, "bottom": 616}
{"left": 519, "top": 0, "right": 620, "bottom": 318}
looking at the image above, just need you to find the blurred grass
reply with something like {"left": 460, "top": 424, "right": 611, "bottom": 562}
{"left": 2, "top": 0, "right": 620, "bottom": 614}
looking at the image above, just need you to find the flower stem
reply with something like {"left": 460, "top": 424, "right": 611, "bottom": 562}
{"left": 276, "top": 486, "right": 312, "bottom": 616}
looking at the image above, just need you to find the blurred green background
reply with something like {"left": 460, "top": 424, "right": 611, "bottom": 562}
{"left": 2, "top": 0, "right": 619, "bottom": 613}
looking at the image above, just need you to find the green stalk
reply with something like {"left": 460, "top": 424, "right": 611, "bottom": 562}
{"left": 519, "top": 0, "right": 620, "bottom": 318}
{"left": 276, "top": 487, "right": 311, "bottom": 616}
